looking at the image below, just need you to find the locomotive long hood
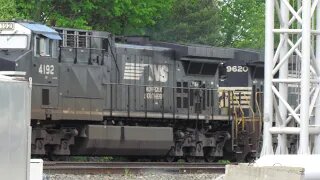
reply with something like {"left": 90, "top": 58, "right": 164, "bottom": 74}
{"left": 0, "top": 50, "right": 31, "bottom": 71}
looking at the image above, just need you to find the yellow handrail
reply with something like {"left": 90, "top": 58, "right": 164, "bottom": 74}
{"left": 233, "top": 101, "right": 239, "bottom": 139}
{"left": 226, "top": 90, "right": 264, "bottom": 145}
{"left": 255, "top": 92, "right": 263, "bottom": 135}
{"left": 243, "top": 94, "right": 256, "bottom": 133}
{"left": 231, "top": 91, "right": 245, "bottom": 130}
{"left": 232, "top": 90, "right": 262, "bottom": 135}
{"left": 255, "top": 92, "right": 263, "bottom": 121}
{"left": 225, "top": 90, "right": 263, "bottom": 140}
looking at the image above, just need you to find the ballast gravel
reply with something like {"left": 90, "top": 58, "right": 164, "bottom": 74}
{"left": 45, "top": 172, "right": 224, "bottom": 180}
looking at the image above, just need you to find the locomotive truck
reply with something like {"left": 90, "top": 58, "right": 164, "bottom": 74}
{"left": 0, "top": 21, "right": 264, "bottom": 162}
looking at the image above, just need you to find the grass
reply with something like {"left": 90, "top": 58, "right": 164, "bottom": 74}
{"left": 218, "top": 159, "right": 231, "bottom": 164}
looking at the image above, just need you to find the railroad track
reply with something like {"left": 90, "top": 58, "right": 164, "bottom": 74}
{"left": 44, "top": 162, "right": 226, "bottom": 174}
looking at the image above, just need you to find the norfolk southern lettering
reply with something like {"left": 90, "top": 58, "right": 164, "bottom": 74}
{"left": 123, "top": 62, "right": 169, "bottom": 83}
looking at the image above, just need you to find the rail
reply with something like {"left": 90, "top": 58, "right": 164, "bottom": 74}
{"left": 43, "top": 162, "right": 226, "bottom": 174}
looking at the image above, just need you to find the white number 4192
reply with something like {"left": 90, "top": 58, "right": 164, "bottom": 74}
{"left": 39, "top": 64, "right": 54, "bottom": 75}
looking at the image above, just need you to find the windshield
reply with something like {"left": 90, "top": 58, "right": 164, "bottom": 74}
{"left": 0, "top": 35, "right": 28, "bottom": 49}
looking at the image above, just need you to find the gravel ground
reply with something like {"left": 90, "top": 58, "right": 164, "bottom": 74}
{"left": 45, "top": 172, "right": 224, "bottom": 180}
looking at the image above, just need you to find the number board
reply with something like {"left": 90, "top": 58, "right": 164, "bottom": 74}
{"left": 222, "top": 60, "right": 249, "bottom": 87}
{"left": 39, "top": 64, "right": 55, "bottom": 75}
{"left": 0, "top": 22, "right": 14, "bottom": 30}
{"left": 226, "top": 65, "right": 249, "bottom": 73}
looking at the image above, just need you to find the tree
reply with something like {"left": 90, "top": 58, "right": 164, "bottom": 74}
{"left": 219, "top": 0, "right": 265, "bottom": 49}
{"left": 16, "top": 0, "right": 94, "bottom": 29}
{"left": 9, "top": 0, "right": 265, "bottom": 49}
{"left": 148, "top": 0, "right": 265, "bottom": 49}
{"left": 0, "top": 0, "right": 18, "bottom": 20}
{"left": 15, "top": 0, "right": 173, "bottom": 34}
{"left": 147, "top": 0, "right": 223, "bottom": 46}
{"left": 89, "top": 0, "right": 173, "bottom": 35}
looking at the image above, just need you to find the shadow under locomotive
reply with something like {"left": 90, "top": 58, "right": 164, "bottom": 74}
{"left": 0, "top": 21, "right": 264, "bottom": 162}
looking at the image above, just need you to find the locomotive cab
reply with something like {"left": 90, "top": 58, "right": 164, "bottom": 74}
{"left": 0, "top": 21, "right": 61, "bottom": 76}
{"left": 0, "top": 21, "right": 32, "bottom": 72}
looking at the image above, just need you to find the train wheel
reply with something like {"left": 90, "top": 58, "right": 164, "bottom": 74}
{"left": 203, "top": 147, "right": 215, "bottom": 162}
{"left": 245, "top": 152, "right": 255, "bottom": 163}
{"left": 165, "top": 155, "right": 176, "bottom": 162}
{"left": 165, "top": 147, "right": 176, "bottom": 162}
{"left": 185, "top": 156, "right": 196, "bottom": 163}
{"left": 204, "top": 155, "right": 215, "bottom": 163}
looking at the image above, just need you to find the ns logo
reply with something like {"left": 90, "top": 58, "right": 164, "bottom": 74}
{"left": 123, "top": 62, "right": 169, "bottom": 83}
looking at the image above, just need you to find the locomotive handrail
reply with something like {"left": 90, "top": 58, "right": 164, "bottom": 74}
{"left": 57, "top": 32, "right": 111, "bottom": 39}
{"left": 221, "top": 91, "right": 238, "bottom": 139}
{"left": 255, "top": 92, "right": 263, "bottom": 121}
{"left": 255, "top": 92, "right": 263, "bottom": 135}
{"left": 231, "top": 90, "right": 246, "bottom": 141}
{"left": 231, "top": 91, "right": 264, "bottom": 147}
{"left": 105, "top": 38, "right": 120, "bottom": 82}
{"left": 236, "top": 92, "right": 257, "bottom": 134}
{"left": 233, "top": 98, "right": 239, "bottom": 140}
{"left": 232, "top": 91, "right": 245, "bottom": 128}
{"left": 57, "top": 31, "right": 121, "bottom": 80}
{"left": 245, "top": 96, "right": 256, "bottom": 134}
{"left": 104, "top": 83, "right": 227, "bottom": 120}
{"left": 102, "top": 82, "right": 220, "bottom": 90}
{"left": 59, "top": 46, "right": 106, "bottom": 51}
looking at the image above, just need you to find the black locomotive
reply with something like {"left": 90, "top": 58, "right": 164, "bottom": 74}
{"left": 0, "top": 21, "right": 264, "bottom": 162}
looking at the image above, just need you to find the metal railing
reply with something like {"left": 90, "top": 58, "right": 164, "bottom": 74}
{"left": 103, "top": 83, "right": 236, "bottom": 120}
{"left": 223, "top": 90, "right": 263, "bottom": 140}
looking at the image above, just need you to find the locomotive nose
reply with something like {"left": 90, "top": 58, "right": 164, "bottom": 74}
{"left": 0, "top": 50, "right": 30, "bottom": 71}
{"left": 0, "top": 56, "right": 16, "bottom": 71}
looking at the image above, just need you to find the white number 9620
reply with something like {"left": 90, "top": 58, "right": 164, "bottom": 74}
{"left": 226, "top": 66, "right": 249, "bottom": 73}
{"left": 38, "top": 64, "right": 54, "bottom": 75}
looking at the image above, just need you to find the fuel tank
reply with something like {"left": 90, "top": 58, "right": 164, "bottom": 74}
{"left": 71, "top": 125, "right": 174, "bottom": 156}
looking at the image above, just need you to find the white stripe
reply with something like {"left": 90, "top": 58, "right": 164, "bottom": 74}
{"left": 231, "top": 92, "right": 252, "bottom": 95}
{"left": 0, "top": 71, "right": 26, "bottom": 76}
{"left": 124, "top": 74, "right": 141, "bottom": 77}
{"left": 124, "top": 70, "right": 144, "bottom": 73}
{"left": 218, "top": 87, "right": 252, "bottom": 90}
{"left": 124, "top": 76, "right": 140, "bottom": 80}
{"left": 123, "top": 63, "right": 148, "bottom": 81}
{"left": 125, "top": 67, "right": 146, "bottom": 70}
{"left": 125, "top": 64, "right": 147, "bottom": 67}
{"left": 231, "top": 105, "right": 251, "bottom": 107}
{"left": 124, "top": 73, "right": 143, "bottom": 77}
{"left": 125, "top": 63, "right": 148, "bottom": 67}
{"left": 125, "top": 65, "right": 148, "bottom": 68}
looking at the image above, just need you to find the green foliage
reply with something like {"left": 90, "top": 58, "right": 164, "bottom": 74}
{"left": 90, "top": 0, "right": 173, "bottom": 35}
{"left": 219, "top": 0, "right": 265, "bottom": 49}
{"left": 124, "top": 168, "right": 131, "bottom": 177}
{"left": 147, "top": 0, "right": 223, "bottom": 46}
{"left": 70, "top": 156, "right": 88, "bottom": 162}
{"left": 149, "top": 0, "right": 265, "bottom": 49}
{"left": 218, "top": 159, "right": 231, "bottom": 164}
{"left": 6, "top": 0, "right": 264, "bottom": 49}
{"left": 14, "top": 0, "right": 173, "bottom": 34}
{"left": 0, "top": 0, "right": 18, "bottom": 20}
{"left": 16, "top": 0, "right": 94, "bottom": 29}
{"left": 97, "top": 156, "right": 114, "bottom": 162}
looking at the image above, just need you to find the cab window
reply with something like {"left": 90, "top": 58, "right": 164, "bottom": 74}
{"left": 35, "top": 36, "right": 54, "bottom": 57}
